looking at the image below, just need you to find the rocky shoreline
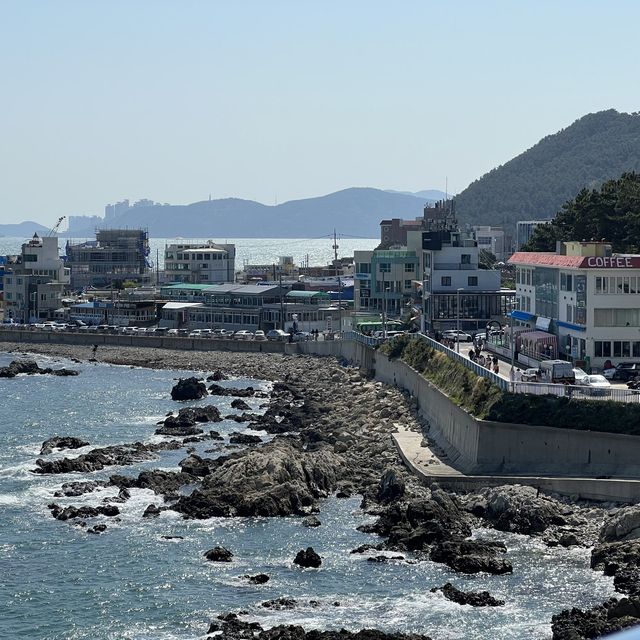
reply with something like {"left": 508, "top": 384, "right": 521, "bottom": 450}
{"left": 7, "top": 341, "right": 640, "bottom": 639}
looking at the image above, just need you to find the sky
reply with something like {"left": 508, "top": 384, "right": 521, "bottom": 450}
{"left": 1, "top": 0, "right": 640, "bottom": 226}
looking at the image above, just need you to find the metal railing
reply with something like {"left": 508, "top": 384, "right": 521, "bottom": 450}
{"left": 512, "top": 381, "right": 640, "bottom": 403}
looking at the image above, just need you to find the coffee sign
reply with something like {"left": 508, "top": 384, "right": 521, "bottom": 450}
{"left": 581, "top": 256, "right": 640, "bottom": 268}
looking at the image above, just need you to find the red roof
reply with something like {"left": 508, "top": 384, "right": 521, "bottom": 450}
{"left": 508, "top": 252, "right": 586, "bottom": 268}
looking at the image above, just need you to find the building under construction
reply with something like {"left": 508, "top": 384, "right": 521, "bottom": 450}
{"left": 65, "top": 229, "right": 151, "bottom": 290}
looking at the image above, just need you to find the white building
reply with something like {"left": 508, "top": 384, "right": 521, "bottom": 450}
{"left": 164, "top": 242, "right": 235, "bottom": 284}
{"left": 421, "top": 213, "right": 512, "bottom": 334}
{"left": 4, "top": 234, "right": 70, "bottom": 323}
{"left": 509, "top": 241, "right": 640, "bottom": 369}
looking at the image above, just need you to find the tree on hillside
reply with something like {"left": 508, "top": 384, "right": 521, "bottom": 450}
{"left": 522, "top": 172, "right": 640, "bottom": 253}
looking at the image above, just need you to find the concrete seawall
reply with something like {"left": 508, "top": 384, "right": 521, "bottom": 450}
{"left": 0, "top": 329, "right": 288, "bottom": 354}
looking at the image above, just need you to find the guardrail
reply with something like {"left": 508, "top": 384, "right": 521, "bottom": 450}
{"left": 512, "top": 381, "right": 640, "bottom": 403}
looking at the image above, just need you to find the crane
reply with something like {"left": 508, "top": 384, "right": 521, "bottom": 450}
{"left": 47, "top": 216, "right": 65, "bottom": 236}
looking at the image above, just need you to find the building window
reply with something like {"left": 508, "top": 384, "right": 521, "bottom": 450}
{"left": 461, "top": 254, "right": 471, "bottom": 264}
{"left": 441, "top": 276, "right": 451, "bottom": 286}
{"left": 404, "top": 263, "right": 414, "bottom": 272}
{"left": 404, "top": 280, "right": 412, "bottom": 290}
{"left": 379, "top": 263, "right": 391, "bottom": 273}
{"left": 468, "top": 276, "right": 478, "bottom": 286}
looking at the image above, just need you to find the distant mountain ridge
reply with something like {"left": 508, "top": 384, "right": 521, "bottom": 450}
{"left": 455, "top": 109, "right": 640, "bottom": 230}
{"left": 0, "top": 221, "right": 50, "bottom": 238}
{"left": 52, "top": 187, "right": 435, "bottom": 239}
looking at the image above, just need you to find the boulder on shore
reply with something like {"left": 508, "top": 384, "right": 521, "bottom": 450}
{"left": 204, "top": 546, "right": 234, "bottom": 562}
{"left": 429, "top": 540, "right": 512, "bottom": 575}
{"left": 0, "top": 359, "right": 79, "bottom": 378}
{"left": 170, "top": 377, "right": 208, "bottom": 401}
{"left": 171, "top": 439, "right": 343, "bottom": 518}
{"left": 431, "top": 583, "right": 505, "bottom": 607}
{"left": 40, "top": 436, "right": 89, "bottom": 455}
{"left": 231, "top": 398, "right": 251, "bottom": 411}
{"left": 294, "top": 547, "right": 322, "bottom": 568}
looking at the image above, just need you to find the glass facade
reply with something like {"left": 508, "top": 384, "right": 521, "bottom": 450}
{"left": 533, "top": 267, "right": 558, "bottom": 319}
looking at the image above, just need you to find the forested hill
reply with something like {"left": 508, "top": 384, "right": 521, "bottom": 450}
{"left": 455, "top": 110, "right": 640, "bottom": 229}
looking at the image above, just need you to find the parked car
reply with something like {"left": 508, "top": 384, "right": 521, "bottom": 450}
{"left": 441, "top": 329, "right": 473, "bottom": 342}
{"left": 292, "top": 331, "right": 311, "bottom": 342}
{"left": 188, "top": 329, "right": 202, "bottom": 337}
{"left": 580, "top": 375, "right": 611, "bottom": 396}
{"left": 266, "top": 329, "right": 288, "bottom": 341}
{"left": 167, "top": 328, "right": 179, "bottom": 335}
{"left": 253, "top": 330, "right": 267, "bottom": 341}
{"left": 233, "top": 330, "right": 252, "bottom": 340}
{"left": 572, "top": 368, "right": 589, "bottom": 385}
{"left": 612, "top": 362, "right": 640, "bottom": 382}
{"left": 520, "top": 368, "right": 540, "bottom": 382}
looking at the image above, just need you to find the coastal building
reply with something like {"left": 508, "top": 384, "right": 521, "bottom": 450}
{"left": 353, "top": 249, "right": 419, "bottom": 319}
{"left": 516, "top": 220, "right": 551, "bottom": 250}
{"left": 420, "top": 205, "right": 513, "bottom": 334}
{"left": 237, "top": 256, "right": 298, "bottom": 283}
{"left": 164, "top": 241, "right": 235, "bottom": 284}
{"left": 65, "top": 229, "right": 151, "bottom": 290}
{"left": 3, "top": 234, "right": 70, "bottom": 323}
{"left": 159, "top": 283, "right": 342, "bottom": 332}
{"left": 68, "top": 300, "right": 158, "bottom": 326}
{"left": 509, "top": 240, "right": 640, "bottom": 369}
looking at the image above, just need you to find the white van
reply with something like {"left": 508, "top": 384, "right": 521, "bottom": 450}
{"left": 539, "top": 360, "right": 575, "bottom": 384}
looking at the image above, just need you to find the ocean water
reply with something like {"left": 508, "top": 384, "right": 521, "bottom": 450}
{"left": 0, "top": 352, "right": 616, "bottom": 640}
{"left": 0, "top": 237, "right": 380, "bottom": 270}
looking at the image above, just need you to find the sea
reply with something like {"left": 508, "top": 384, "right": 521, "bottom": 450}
{"left": 0, "top": 352, "right": 617, "bottom": 640}
{"left": 0, "top": 237, "right": 380, "bottom": 271}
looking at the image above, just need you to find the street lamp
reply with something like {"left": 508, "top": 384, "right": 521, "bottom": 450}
{"left": 456, "top": 287, "right": 463, "bottom": 353}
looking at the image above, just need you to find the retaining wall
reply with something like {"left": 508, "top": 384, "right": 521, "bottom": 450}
{"left": 0, "top": 329, "right": 286, "bottom": 354}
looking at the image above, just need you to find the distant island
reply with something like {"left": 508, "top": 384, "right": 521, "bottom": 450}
{"left": 0, "top": 188, "right": 445, "bottom": 239}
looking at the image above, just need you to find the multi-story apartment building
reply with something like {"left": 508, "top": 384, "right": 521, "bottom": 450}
{"left": 472, "top": 225, "right": 506, "bottom": 261}
{"left": 421, "top": 206, "right": 513, "bottom": 334}
{"left": 3, "top": 234, "right": 70, "bottom": 322}
{"left": 164, "top": 242, "right": 235, "bottom": 284}
{"left": 516, "top": 220, "right": 551, "bottom": 250}
{"left": 65, "top": 229, "right": 151, "bottom": 290}
{"left": 509, "top": 241, "right": 640, "bottom": 369}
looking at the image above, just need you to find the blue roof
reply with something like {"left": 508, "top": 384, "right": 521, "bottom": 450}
{"left": 556, "top": 320, "right": 586, "bottom": 332}
{"left": 511, "top": 310, "right": 535, "bottom": 321}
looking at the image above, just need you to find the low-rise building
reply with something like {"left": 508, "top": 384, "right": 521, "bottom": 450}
{"left": 4, "top": 234, "right": 70, "bottom": 323}
{"left": 509, "top": 241, "right": 640, "bottom": 369}
{"left": 164, "top": 241, "right": 235, "bottom": 284}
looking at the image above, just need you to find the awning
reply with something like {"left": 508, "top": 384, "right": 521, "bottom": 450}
{"left": 556, "top": 320, "right": 586, "bottom": 332}
{"left": 510, "top": 310, "right": 535, "bottom": 321}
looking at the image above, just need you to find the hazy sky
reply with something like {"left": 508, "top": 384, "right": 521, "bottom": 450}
{"left": 2, "top": 0, "right": 640, "bottom": 226}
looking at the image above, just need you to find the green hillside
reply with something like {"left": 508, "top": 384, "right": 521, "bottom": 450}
{"left": 455, "top": 110, "right": 640, "bottom": 229}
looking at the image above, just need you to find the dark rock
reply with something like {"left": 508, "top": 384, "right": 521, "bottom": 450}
{"left": 204, "top": 546, "right": 234, "bottom": 562}
{"left": 179, "top": 454, "right": 212, "bottom": 477}
{"left": 367, "top": 555, "right": 405, "bottom": 563}
{"left": 161, "top": 535, "right": 184, "bottom": 540}
{"left": 231, "top": 399, "right": 251, "bottom": 411}
{"left": 429, "top": 540, "right": 512, "bottom": 575}
{"left": 229, "top": 432, "right": 263, "bottom": 445}
{"left": 208, "top": 383, "right": 255, "bottom": 397}
{"left": 302, "top": 516, "right": 321, "bottom": 528}
{"left": 87, "top": 523, "right": 108, "bottom": 534}
{"left": 48, "top": 503, "right": 120, "bottom": 521}
{"left": 245, "top": 573, "right": 270, "bottom": 584}
{"left": 170, "top": 377, "right": 208, "bottom": 401}
{"left": 431, "top": 582, "right": 505, "bottom": 607}
{"left": 351, "top": 543, "right": 384, "bottom": 554}
{"left": 40, "top": 436, "right": 89, "bottom": 455}
{"left": 110, "top": 469, "right": 197, "bottom": 496}
{"left": 207, "top": 370, "right": 227, "bottom": 382}
{"left": 156, "top": 423, "right": 203, "bottom": 437}
{"left": 592, "top": 540, "right": 640, "bottom": 596}
{"left": 171, "top": 440, "right": 342, "bottom": 518}
{"left": 551, "top": 597, "right": 640, "bottom": 640}
{"left": 294, "top": 547, "right": 321, "bottom": 568}
{"left": 156, "top": 406, "right": 222, "bottom": 435}
{"left": 143, "top": 504, "right": 162, "bottom": 518}
{"left": 0, "top": 359, "right": 79, "bottom": 378}
{"left": 377, "top": 468, "right": 405, "bottom": 503}
{"left": 53, "top": 480, "right": 106, "bottom": 497}
{"left": 261, "top": 598, "right": 297, "bottom": 609}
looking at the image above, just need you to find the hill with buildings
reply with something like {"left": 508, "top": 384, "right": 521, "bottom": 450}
{"left": 0, "top": 221, "right": 50, "bottom": 238}
{"left": 455, "top": 110, "right": 640, "bottom": 229}
{"left": 61, "top": 188, "right": 429, "bottom": 238}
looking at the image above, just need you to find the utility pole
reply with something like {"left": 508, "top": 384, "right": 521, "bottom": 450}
{"left": 279, "top": 273, "right": 285, "bottom": 331}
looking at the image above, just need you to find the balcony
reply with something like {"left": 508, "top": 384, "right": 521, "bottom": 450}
{"left": 433, "top": 263, "right": 477, "bottom": 270}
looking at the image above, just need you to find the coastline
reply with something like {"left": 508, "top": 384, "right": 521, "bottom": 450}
{"left": 2, "top": 341, "right": 637, "bottom": 639}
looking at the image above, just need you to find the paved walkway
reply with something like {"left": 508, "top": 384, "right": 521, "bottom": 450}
{"left": 392, "top": 424, "right": 462, "bottom": 477}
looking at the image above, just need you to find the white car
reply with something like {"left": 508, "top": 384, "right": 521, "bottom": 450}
{"left": 253, "top": 330, "right": 267, "bottom": 341}
{"left": 602, "top": 367, "right": 617, "bottom": 380}
{"left": 167, "top": 328, "right": 179, "bottom": 335}
{"left": 580, "top": 375, "right": 611, "bottom": 395}
{"left": 234, "top": 330, "right": 253, "bottom": 340}
{"left": 573, "top": 368, "right": 589, "bottom": 385}
{"left": 442, "top": 330, "right": 473, "bottom": 342}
